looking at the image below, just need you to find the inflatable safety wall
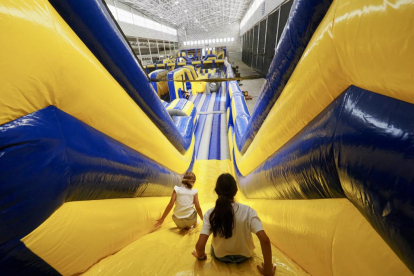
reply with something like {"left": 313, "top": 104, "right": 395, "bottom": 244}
{"left": 228, "top": 0, "right": 414, "bottom": 275}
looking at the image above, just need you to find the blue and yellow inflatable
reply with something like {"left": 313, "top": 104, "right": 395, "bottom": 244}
{"left": 0, "top": 0, "right": 413, "bottom": 275}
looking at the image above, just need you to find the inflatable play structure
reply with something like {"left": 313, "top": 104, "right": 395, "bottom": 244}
{"left": 1, "top": 0, "right": 413, "bottom": 275}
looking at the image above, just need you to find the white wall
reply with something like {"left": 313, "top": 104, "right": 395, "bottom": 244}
{"left": 117, "top": 21, "right": 177, "bottom": 42}
{"left": 240, "top": 0, "right": 286, "bottom": 35}
{"left": 178, "top": 23, "right": 242, "bottom": 52}
{"left": 105, "top": 0, "right": 178, "bottom": 42}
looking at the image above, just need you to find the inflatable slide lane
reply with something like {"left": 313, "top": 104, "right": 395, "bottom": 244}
{"left": 0, "top": 0, "right": 413, "bottom": 275}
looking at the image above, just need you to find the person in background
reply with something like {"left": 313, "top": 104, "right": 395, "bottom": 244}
{"left": 192, "top": 173, "right": 276, "bottom": 276}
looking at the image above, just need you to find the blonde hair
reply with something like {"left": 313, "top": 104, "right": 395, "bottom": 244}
{"left": 182, "top": 171, "right": 196, "bottom": 189}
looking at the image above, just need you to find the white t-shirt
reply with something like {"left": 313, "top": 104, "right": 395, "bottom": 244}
{"left": 200, "top": 202, "right": 263, "bottom": 258}
{"left": 173, "top": 185, "right": 198, "bottom": 219}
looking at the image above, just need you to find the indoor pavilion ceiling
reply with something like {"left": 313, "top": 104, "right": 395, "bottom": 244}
{"left": 118, "top": 0, "right": 252, "bottom": 32}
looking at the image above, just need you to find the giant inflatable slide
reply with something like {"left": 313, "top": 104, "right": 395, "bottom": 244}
{"left": 1, "top": 0, "right": 413, "bottom": 275}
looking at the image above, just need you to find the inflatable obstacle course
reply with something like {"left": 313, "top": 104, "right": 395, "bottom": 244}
{"left": 0, "top": 0, "right": 413, "bottom": 275}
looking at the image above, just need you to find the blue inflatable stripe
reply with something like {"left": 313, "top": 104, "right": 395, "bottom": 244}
{"left": 167, "top": 68, "right": 186, "bottom": 101}
{"left": 233, "top": 93, "right": 250, "bottom": 117}
{"left": 235, "top": 95, "right": 343, "bottom": 200}
{"left": 201, "top": 94, "right": 211, "bottom": 112}
{"left": 213, "top": 89, "right": 222, "bottom": 111}
{"left": 225, "top": 79, "right": 231, "bottom": 110}
{"left": 180, "top": 55, "right": 192, "bottom": 63}
{"left": 172, "top": 108, "right": 197, "bottom": 150}
{"left": 0, "top": 237, "right": 59, "bottom": 275}
{"left": 236, "top": 0, "right": 333, "bottom": 154}
{"left": 208, "top": 113, "right": 221, "bottom": 160}
{"left": 203, "top": 54, "right": 217, "bottom": 61}
{"left": 192, "top": 93, "right": 202, "bottom": 108}
{"left": 47, "top": 0, "right": 189, "bottom": 153}
{"left": 161, "top": 100, "right": 169, "bottom": 108}
{"left": 217, "top": 89, "right": 224, "bottom": 111}
{"left": 0, "top": 106, "right": 184, "bottom": 249}
{"left": 235, "top": 85, "right": 414, "bottom": 272}
{"left": 150, "top": 81, "right": 157, "bottom": 92}
{"left": 227, "top": 106, "right": 234, "bottom": 128}
{"left": 173, "top": 99, "right": 188, "bottom": 110}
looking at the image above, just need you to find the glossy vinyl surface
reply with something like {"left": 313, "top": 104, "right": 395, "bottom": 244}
{"left": 1, "top": 0, "right": 414, "bottom": 274}
{"left": 334, "top": 88, "right": 414, "bottom": 271}
{"left": 31, "top": 160, "right": 408, "bottom": 276}
{"left": 171, "top": 98, "right": 188, "bottom": 111}
{"left": 78, "top": 160, "right": 309, "bottom": 276}
{"left": 235, "top": 88, "right": 345, "bottom": 200}
{"left": 236, "top": 86, "right": 414, "bottom": 272}
{"left": 48, "top": 0, "right": 187, "bottom": 153}
{"left": 237, "top": 0, "right": 333, "bottom": 154}
{"left": 149, "top": 69, "right": 169, "bottom": 97}
{"left": 194, "top": 115, "right": 208, "bottom": 158}
{"left": 201, "top": 94, "right": 212, "bottom": 111}
{"left": 192, "top": 93, "right": 203, "bottom": 108}
{"left": 161, "top": 100, "right": 170, "bottom": 108}
{"left": 0, "top": 238, "right": 59, "bottom": 275}
{"left": 213, "top": 88, "right": 223, "bottom": 111}
{"left": 0, "top": 0, "right": 193, "bottom": 174}
{"left": 208, "top": 113, "right": 221, "bottom": 160}
{"left": 173, "top": 109, "right": 197, "bottom": 147}
{"left": 230, "top": 87, "right": 251, "bottom": 145}
{"left": 167, "top": 68, "right": 191, "bottom": 101}
{"left": 233, "top": 0, "right": 414, "bottom": 177}
{"left": 231, "top": 92, "right": 250, "bottom": 125}
{"left": 23, "top": 197, "right": 172, "bottom": 275}
{"left": 0, "top": 106, "right": 184, "bottom": 273}
{"left": 245, "top": 197, "right": 412, "bottom": 276}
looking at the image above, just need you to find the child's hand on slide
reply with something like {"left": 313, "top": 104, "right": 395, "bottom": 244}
{"left": 191, "top": 251, "right": 207, "bottom": 260}
{"left": 154, "top": 218, "right": 164, "bottom": 229}
{"left": 257, "top": 262, "right": 276, "bottom": 276}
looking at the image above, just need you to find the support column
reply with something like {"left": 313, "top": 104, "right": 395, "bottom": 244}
{"left": 256, "top": 22, "right": 260, "bottom": 69}
{"left": 113, "top": 0, "right": 119, "bottom": 19}
{"left": 163, "top": 40, "right": 166, "bottom": 55}
{"left": 136, "top": 37, "right": 142, "bottom": 62}
{"left": 275, "top": 8, "right": 281, "bottom": 46}
{"left": 148, "top": 38, "right": 153, "bottom": 64}
{"left": 263, "top": 16, "right": 268, "bottom": 69}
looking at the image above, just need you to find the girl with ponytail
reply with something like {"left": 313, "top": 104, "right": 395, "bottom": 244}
{"left": 192, "top": 174, "right": 276, "bottom": 276}
{"left": 155, "top": 172, "right": 203, "bottom": 230}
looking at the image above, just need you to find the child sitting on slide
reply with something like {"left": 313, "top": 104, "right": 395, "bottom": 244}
{"left": 155, "top": 172, "right": 203, "bottom": 230}
{"left": 192, "top": 173, "right": 276, "bottom": 276}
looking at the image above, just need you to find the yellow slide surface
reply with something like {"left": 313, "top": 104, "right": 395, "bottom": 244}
{"left": 21, "top": 160, "right": 410, "bottom": 276}
{"left": 82, "top": 160, "right": 309, "bottom": 276}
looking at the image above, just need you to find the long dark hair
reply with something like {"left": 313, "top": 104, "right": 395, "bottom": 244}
{"left": 182, "top": 171, "right": 196, "bottom": 189}
{"left": 209, "top": 173, "right": 238, "bottom": 239}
